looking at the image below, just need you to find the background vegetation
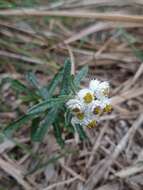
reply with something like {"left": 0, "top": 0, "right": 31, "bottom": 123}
{"left": 0, "top": 1, "right": 143, "bottom": 190}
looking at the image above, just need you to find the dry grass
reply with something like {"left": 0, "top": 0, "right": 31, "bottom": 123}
{"left": 0, "top": 1, "right": 143, "bottom": 190}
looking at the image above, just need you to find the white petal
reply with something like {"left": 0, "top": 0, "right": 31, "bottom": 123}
{"left": 77, "top": 88, "right": 94, "bottom": 104}
{"left": 77, "top": 88, "right": 93, "bottom": 99}
{"left": 89, "top": 79, "right": 100, "bottom": 92}
{"left": 100, "top": 81, "right": 109, "bottom": 90}
{"left": 95, "top": 81, "right": 110, "bottom": 99}
{"left": 66, "top": 98, "right": 80, "bottom": 106}
{"left": 101, "top": 98, "right": 111, "bottom": 108}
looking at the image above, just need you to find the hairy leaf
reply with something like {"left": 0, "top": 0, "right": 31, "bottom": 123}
{"left": 74, "top": 66, "right": 88, "bottom": 86}
{"left": 53, "top": 123, "right": 64, "bottom": 148}
{"left": 4, "top": 115, "right": 33, "bottom": 137}
{"left": 60, "top": 59, "right": 71, "bottom": 95}
{"left": 27, "top": 95, "right": 69, "bottom": 115}
{"left": 32, "top": 108, "right": 58, "bottom": 141}
{"left": 75, "top": 124, "right": 87, "bottom": 141}
{"left": 48, "top": 68, "right": 63, "bottom": 97}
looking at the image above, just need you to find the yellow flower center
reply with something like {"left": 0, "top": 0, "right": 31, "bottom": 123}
{"left": 76, "top": 112, "right": 84, "bottom": 120}
{"left": 87, "top": 120, "right": 96, "bottom": 128}
{"left": 72, "top": 107, "right": 81, "bottom": 113}
{"left": 93, "top": 106, "right": 101, "bottom": 115}
{"left": 83, "top": 93, "right": 93, "bottom": 103}
{"left": 104, "top": 104, "right": 112, "bottom": 113}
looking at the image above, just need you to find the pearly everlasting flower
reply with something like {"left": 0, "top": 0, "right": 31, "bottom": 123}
{"left": 96, "top": 81, "right": 110, "bottom": 99}
{"left": 66, "top": 78, "right": 112, "bottom": 130}
{"left": 90, "top": 100, "right": 102, "bottom": 115}
{"left": 89, "top": 79, "right": 100, "bottom": 92}
{"left": 77, "top": 88, "right": 94, "bottom": 104}
{"left": 101, "top": 98, "right": 112, "bottom": 113}
{"left": 72, "top": 114, "right": 98, "bottom": 129}
{"left": 66, "top": 98, "right": 84, "bottom": 113}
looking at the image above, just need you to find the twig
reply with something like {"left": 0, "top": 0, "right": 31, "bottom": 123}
{"left": 59, "top": 159, "right": 85, "bottom": 182}
{"left": 0, "top": 157, "right": 33, "bottom": 190}
{"left": 0, "top": 10, "right": 143, "bottom": 23}
{"left": 86, "top": 124, "right": 108, "bottom": 169}
{"left": 42, "top": 177, "right": 77, "bottom": 190}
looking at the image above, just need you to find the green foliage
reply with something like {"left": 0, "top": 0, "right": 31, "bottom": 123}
{"left": 27, "top": 95, "right": 69, "bottom": 115}
{"left": 60, "top": 58, "right": 72, "bottom": 95}
{"left": 119, "top": 28, "right": 143, "bottom": 62}
{"left": 75, "top": 124, "right": 88, "bottom": 141}
{"left": 31, "top": 108, "right": 58, "bottom": 141}
{"left": 74, "top": 66, "right": 88, "bottom": 87}
{"left": 4, "top": 59, "right": 89, "bottom": 146}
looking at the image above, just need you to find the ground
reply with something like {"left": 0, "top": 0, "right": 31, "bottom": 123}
{"left": 0, "top": 1, "right": 143, "bottom": 190}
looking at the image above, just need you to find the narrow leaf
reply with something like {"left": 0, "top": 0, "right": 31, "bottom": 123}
{"left": 11, "top": 80, "right": 29, "bottom": 93}
{"left": 27, "top": 72, "right": 48, "bottom": 100}
{"left": 48, "top": 68, "right": 63, "bottom": 97}
{"left": 4, "top": 115, "right": 32, "bottom": 137}
{"left": 26, "top": 72, "right": 40, "bottom": 89}
{"left": 27, "top": 95, "right": 69, "bottom": 115}
{"left": 32, "top": 108, "right": 58, "bottom": 141}
{"left": 74, "top": 66, "right": 88, "bottom": 86}
{"left": 30, "top": 117, "right": 40, "bottom": 140}
{"left": 60, "top": 59, "right": 71, "bottom": 95}
{"left": 75, "top": 124, "right": 87, "bottom": 141}
{"left": 53, "top": 123, "right": 64, "bottom": 148}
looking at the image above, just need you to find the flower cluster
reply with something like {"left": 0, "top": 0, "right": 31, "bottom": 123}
{"left": 66, "top": 79, "right": 112, "bottom": 128}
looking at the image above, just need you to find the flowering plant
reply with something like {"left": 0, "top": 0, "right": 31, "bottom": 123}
{"left": 66, "top": 79, "right": 112, "bottom": 129}
{"left": 4, "top": 59, "right": 112, "bottom": 146}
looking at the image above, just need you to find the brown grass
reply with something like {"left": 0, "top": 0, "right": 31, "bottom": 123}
{"left": 0, "top": 1, "right": 143, "bottom": 190}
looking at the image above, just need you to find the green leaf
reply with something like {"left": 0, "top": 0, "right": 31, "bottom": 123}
{"left": 53, "top": 123, "right": 64, "bottom": 148}
{"left": 26, "top": 153, "right": 64, "bottom": 175}
{"left": 65, "top": 110, "right": 72, "bottom": 126}
{"left": 119, "top": 29, "right": 143, "bottom": 62}
{"left": 11, "top": 79, "right": 40, "bottom": 101}
{"left": 131, "top": 46, "right": 143, "bottom": 62}
{"left": 4, "top": 115, "right": 32, "bottom": 137}
{"left": 31, "top": 108, "right": 58, "bottom": 141}
{"left": 26, "top": 72, "right": 48, "bottom": 100}
{"left": 30, "top": 117, "right": 40, "bottom": 140}
{"left": 27, "top": 95, "right": 70, "bottom": 115}
{"left": 69, "top": 75, "right": 77, "bottom": 94}
{"left": 11, "top": 80, "right": 29, "bottom": 93}
{"left": 74, "top": 66, "right": 88, "bottom": 86}
{"left": 75, "top": 124, "right": 87, "bottom": 141}
{"left": 60, "top": 59, "right": 72, "bottom": 95}
{"left": 48, "top": 68, "right": 63, "bottom": 97}
{"left": 26, "top": 72, "right": 40, "bottom": 89}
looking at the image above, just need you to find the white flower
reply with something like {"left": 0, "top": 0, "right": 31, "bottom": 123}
{"left": 66, "top": 98, "right": 84, "bottom": 113}
{"left": 90, "top": 100, "right": 102, "bottom": 115}
{"left": 95, "top": 81, "right": 110, "bottom": 99}
{"left": 81, "top": 115, "right": 98, "bottom": 128}
{"left": 72, "top": 114, "right": 97, "bottom": 129}
{"left": 101, "top": 98, "right": 112, "bottom": 113}
{"left": 77, "top": 88, "right": 94, "bottom": 104}
{"left": 89, "top": 79, "right": 100, "bottom": 92}
{"left": 65, "top": 78, "right": 112, "bottom": 130}
{"left": 71, "top": 114, "right": 85, "bottom": 126}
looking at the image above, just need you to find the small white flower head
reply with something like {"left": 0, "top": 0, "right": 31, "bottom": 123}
{"left": 77, "top": 88, "right": 94, "bottom": 104}
{"left": 89, "top": 79, "right": 100, "bottom": 92}
{"left": 90, "top": 100, "right": 102, "bottom": 115}
{"left": 66, "top": 77, "right": 112, "bottom": 130}
{"left": 71, "top": 111, "right": 98, "bottom": 129}
{"left": 96, "top": 81, "right": 110, "bottom": 99}
{"left": 82, "top": 116, "right": 97, "bottom": 128}
{"left": 71, "top": 113, "right": 85, "bottom": 126}
{"left": 66, "top": 98, "right": 84, "bottom": 113}
{"left": 101, "top": 98, "right": 112, "bottom": 113}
